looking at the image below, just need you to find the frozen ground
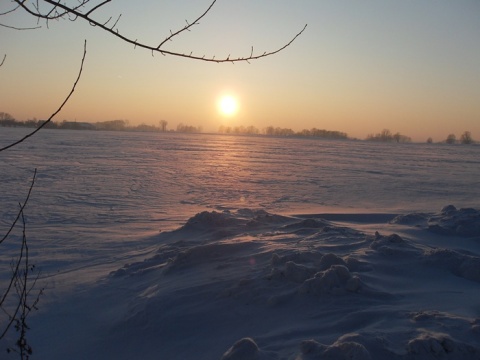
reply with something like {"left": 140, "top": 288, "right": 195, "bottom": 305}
{"left": 1, "top": 128, "right": 479, "bottom": 359}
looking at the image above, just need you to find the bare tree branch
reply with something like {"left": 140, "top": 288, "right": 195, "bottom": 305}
{"left": 0, "top": 169, "right": 36, "bottom": 247}
{"left": 0, "top": 40, "right": 87, "bottom": 153}
{"left": 11, "top": 0, "right": 307, "bottom": 63}
{"left": 157, "top": 0, "right": 218, "bottom": 49}
{"left": 0, "top": 3, "right": 22, "bottom": 16}
{"left": 12, "top": 0, "right": 69, "bottom": 21}
{"left": 85, "top": 0, "right": 111, "bottom": 16}
{"left": 0, "top": 169, "right": 36, "bottom": 339}
{"left": 1, "top": 188, "right": 42, "bottom": 358}
{"left": 0, "top": 54, "right": 5, "bottom": 67}
{"left": 0, "top": 22, "right": 41, "bottom": 30}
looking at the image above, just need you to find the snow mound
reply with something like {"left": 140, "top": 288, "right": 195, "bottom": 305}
{"left": 390, "top": 212, "right": 429, "bottom": 225}
{"left": 184, "top": 210, "right": 243, "bottom": 229}
{"left": 408, "top": 310, "right": 479, "bottom": 333}
{"left": 221, "top": 338, "right": 260, "bottom": 360}
{"left": 221, "top": 337, "right": 277, "bottom": 360}
{"left": 174, "top": 209, "right": 293, "bottom": 238}
{"left": 271, "top": 251, "right": 324, "bottom": 267}
{"left": 406, "top": 331, "right": 480, "bottom": 359}
{"left": 163, "top": 241, "right": 254, "bottom": 273}
{"left": 368, "top": 231, "right": 416, "bottom": 255}
{"left": 318, "top": 253, "right": 348, "bottom": 270}
{"left": 268, "top": 253, "right": 362, "bottom": 289}
{"left": 427, "top": 205, "right": 480, "bottom": 237}
{"left": 246, "top": 210, "right": 292, "bottom": 227}
{"left": 389, "top": 205, "right": 480, "bottom": 237}
{"left": 424, "top": 248, "right": 480, "bottom": 282}
{"left": 298, "top": 338, "right": 371, "bottom": 360}
{"left": 110, "top": 253, "right": 169, "bottom": 277}
{"left": 299, "top": 265, "right": 363, "bottom": 295}
{"left": 282, "top": 218, "right": 329, "bottom": 230}
{"left": 472, "top": 319, "right": 480, "bottom": 333}
{"left": 278, "top": 261, "right": 317, "bottom": 283}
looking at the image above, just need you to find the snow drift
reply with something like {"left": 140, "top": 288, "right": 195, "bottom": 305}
{"left": 27, "top": 206, "right": 480, "bottom": 360}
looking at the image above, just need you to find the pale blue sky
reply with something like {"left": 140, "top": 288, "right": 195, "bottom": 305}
{"left": 1, "top": 1, "right": 479, "bottom": 141}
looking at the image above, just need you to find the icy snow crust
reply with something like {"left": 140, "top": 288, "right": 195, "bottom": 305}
{"left": 1, "top": 129, "right": 480, "bottom": 359}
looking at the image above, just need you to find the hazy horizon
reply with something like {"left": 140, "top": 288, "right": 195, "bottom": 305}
{"left": 1, "top": 116, "right": 476, "bottom": 144}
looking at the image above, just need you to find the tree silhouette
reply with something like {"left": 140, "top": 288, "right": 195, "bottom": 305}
{"left": 460, "top": 131, "right": 473, "bottom": 145}
{"left": 159, "top": 120, "right": 168, "bottom": 132}
{"left": 446, "top": 134, "right": 456, "bottom": 144}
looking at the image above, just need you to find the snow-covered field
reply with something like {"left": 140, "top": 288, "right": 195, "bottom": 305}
{"left": 1, "top": 128, "right": 480, "bottom": 359}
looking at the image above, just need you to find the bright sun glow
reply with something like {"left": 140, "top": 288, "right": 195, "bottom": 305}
{"left": 218, "top": 95, "right": 239, "bottom": 116}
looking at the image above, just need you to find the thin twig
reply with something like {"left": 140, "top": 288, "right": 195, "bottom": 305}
{"left": 14, "top": 0, "right": 69, "bottom": 20}
{"left": 0, "top": 3, "right": 21, "bottom": 16}
{"left": 86, "top": 0, "right": 111, "bottom": 16}
{"left": 157, "top": 0, "right": 217, "bottom": 49}
{"left": 0, "top": 40, "right": 87, "bottom": 152}
{"left": 0, "top": 169, "right": 37, "bottom": 246}
{"left": 0, "top": 22, "right": 41, "bottom": 30}
{"left": 0, "top": 207, "right": 28, "bottom": 339}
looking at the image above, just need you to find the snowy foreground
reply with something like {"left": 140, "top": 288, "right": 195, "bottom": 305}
{"left": 28, "top": 205, "right": 480, "bottom": 359}
{"left": 1, "top": 129, "right": 480, "bottom": 359}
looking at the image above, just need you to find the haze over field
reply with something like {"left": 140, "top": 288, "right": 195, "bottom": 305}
{"left": 1, "top": 1, "right": 479, "bottom": 141}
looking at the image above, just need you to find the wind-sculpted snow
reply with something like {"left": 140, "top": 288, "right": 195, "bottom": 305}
{"left": 221, "top": 337, "right": 259, "bottom": 360}
{"left": 297, "top": 338, "right": 372, "bottom": 360}
{"left": 268, "top": 253, "right": 365, "bottom": 295}
{"left": 391, "top": 205, "right": 480, "bottom": 237}
{"left": 405, "top": 332, "right": 480, "bottom": 360}
{"left": 424, "top": 248, "right": 480, "bottom": 283}
{"left": 26, "top": 207, "right": 479, "bottom": 359}
{"left": 428, "top": 205, "right": 480, "bottom": 237}
{"left": 182, "top": 210, "right": 249, "bottom": 230}
{"left": 296, "top": 330, "right": 480, "bottom": 360}
{"left": 298, "top": 264, "right": 363, "bottom": 295}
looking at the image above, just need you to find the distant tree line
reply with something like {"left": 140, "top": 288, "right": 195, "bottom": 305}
{"left": 443, "top": 131, "right": 474, "bottom": 144}
{"left": 218, "top": 125, "right": 348, "bottom": 139}
{"left": 0, "top": 113, "right": 171, "bottom": 133}
{"left": 366, "top": 129, "right": 476, "bottom": 145}
{"left": 2, "top": 112, "right": 476, "bottom": 144}
{"left": 366, "top": 129, "right": 411, "bottom": 143}
{"left": 176, "top": 123, "right": 202, "bottom": 133}
{"left": 296, "top": 127, "right": 348, "bottom": 139}
{"left": 218, "top": 125, "right": 260, "bottom": 135}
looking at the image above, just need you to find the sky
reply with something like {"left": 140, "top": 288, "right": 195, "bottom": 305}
{"left": 1, "top": 0, "right": 479, "bottom": 142}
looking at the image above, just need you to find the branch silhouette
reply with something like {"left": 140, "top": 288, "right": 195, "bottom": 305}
{"left": 12, "top": 0, "right": 307, "bottom": 63}
{"left": 0, "top": 169, "right": 37, "bottom": 339}
{"left": 0, "top": 40, "right": 87, "bottom": 153}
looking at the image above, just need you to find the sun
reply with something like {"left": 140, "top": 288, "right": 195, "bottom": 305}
{"left": 218, "top": 95, "right": 239, "bottom": 116}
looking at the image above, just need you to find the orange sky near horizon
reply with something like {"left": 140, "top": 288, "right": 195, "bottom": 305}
{"left": 1, "top": 1, "right": 479, "bottom": 142}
